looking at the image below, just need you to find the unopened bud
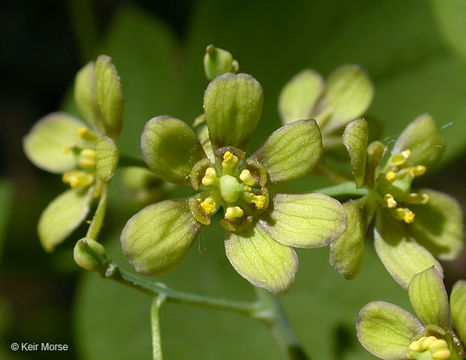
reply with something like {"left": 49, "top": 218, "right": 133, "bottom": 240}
{"left": 73, "top": 238, "right": 107, "bottom": 272}
{"left": 204, "top": 45, "right": 237, "bottom": 80}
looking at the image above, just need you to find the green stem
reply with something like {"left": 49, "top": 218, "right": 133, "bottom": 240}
{"left": 102, "top": 263, "right": 262, "bottom": 318}
{"left": 151, "top": 295, "right": 166, "bottom": 360}
{"left": 118, "top": 154, "right": 149, "bottom": 169}
{"left": 86, "top": 183, "right": 108, "bottom": 239}
{"left": 315, "top": 181, "right": 368, "bottom": 199}
{"left": 255, "top": 288, "right": 310, "bottom": 360}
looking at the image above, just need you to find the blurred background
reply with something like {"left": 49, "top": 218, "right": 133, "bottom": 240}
{"left": 0, "top": 0, "right": 465, "bottom": 359}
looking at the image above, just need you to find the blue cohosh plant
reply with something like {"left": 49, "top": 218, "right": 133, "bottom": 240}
{"left": 357, "top": 267, "right": 466, "bottom": 360}
{"left": 120, "top": 71, "right": 346, "bottom": 295}
{"left": 23, "top": 55, "right": 122, "bottom": 252}
{"left": 328, "top": 116, "right": 463, "bottom": 288}
{"left": 22, "top": 45, "right": 464, "bottom": 360}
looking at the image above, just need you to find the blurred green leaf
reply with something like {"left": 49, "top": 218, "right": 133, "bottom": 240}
{"left": 431, "top": 0, "right": 466, "bottom": 61}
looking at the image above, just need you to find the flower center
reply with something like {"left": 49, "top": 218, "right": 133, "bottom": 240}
{"left": 196, "top": 151, "right": 268, "bottom": 226}
{"left": 407, "top": 336, "right": 451, "bottom": 360}
{"left": 375, "top": 149, "right": 429, "bottom": 224}
{"left": 61, "top": 127, "right": 97, "bottom": 189}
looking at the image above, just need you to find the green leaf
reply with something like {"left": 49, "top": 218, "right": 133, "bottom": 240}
{"left": 23, "top": 112, "right": 86, "bottom": 174}
{"left": 357, "top": 301, "right": 424, "bottom": 360}
{"left": 407, "top": 188, "right": 463, "bottom": 260}
{"left": 120, "top": 199, "right": 201, "bottom": 276}
{"left": 96, "top": 135, "right": 119, "bottom": 182}
{"left": 141, "top": 116, "right": 207, "bottom": 185}
{"left": 392, "top": 114, "right": 444, "bottom": 170}
{"left": 278, "top": 69, "right": 324, "bottom": 125}
{"left": 450, "top": 280, "right": 466, "bottom": 343}
{"left": 204, "top": 73, "right": 263, "bottom": 151}
{"left": 431, "top": 0, "right": 466, "bottom": 60}
{"left": 74, "top": 61, "right": 104, "bottom": 133}
{"left": 260, "top": 193, "right": 345, "bottom": 248}
{"left": 329, "top": 200, "right": 365, "bottom": 280}
{"left": 408, "top": 267, "right": 449, "bottom": 329}
{"left": 225, "top": 224, "right": 298, "bottom": 295}
{"left": 374, "top": 210, "right": 443, "bottom": 289}
{"left": 203, "top": 45, "right": 235, "bottom": 81}
{"left": 38, "top": 188, "right": 92, "bottom": 252}
{"left": 94, "top": 55, "right": 124, "bottom": 138}
{"left": 320, "top": 65, "right": 374, "bottom": 134}
{"left": 342, "top": 119, "right": 368, "bottom": 188}
{"left": 251, "top": 120, "right": 323, "bottom": 183}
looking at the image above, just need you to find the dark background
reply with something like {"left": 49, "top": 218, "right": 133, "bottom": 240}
{"left": 0, "top": 0, "right": 465, "bottom": 359}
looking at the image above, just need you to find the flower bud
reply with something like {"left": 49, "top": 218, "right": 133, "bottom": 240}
{"left": 203, "top": 45, "right": 237, "bottom": 80}
{"left": 73, "top": 238, "right": 107, "bottom": 272}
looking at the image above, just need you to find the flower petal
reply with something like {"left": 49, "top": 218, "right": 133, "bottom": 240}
{"left": 408, "top": 266, "right": 449, "bottom": 329}
{"left": 225, "top": 224, "right": 298, "bottom": 295}
{"left": 23, "top": 112, "right": 86, "bottom": 173}
{"left": 38, "top": 188, "right": 92, "bottom": 252}
{"left": 342, "top": 119, "right": 368, "bottom": 188}
{"left": 392, "top": 114, "right": 444, "bottom": 169}
{"left": 374, "top": 210, "right": 443, "bottom": 289}
{"left": 357, "top": 301, "right": 424, "bottom": 360}
{"left": 260, "top": 193, "right": 345, "bottom": 248}
{"left": 278, "top": 69, "right": 324, "bottom": 125}
{"left": 320, "top": 65, "right": 374, "bottom": 133}
{"left": 74, "top": 61, "right": 104, "bottom": 133}
{"left": 329, "top": 200, "right": 365, "bottom": 280}
{"left": 250, "top": 120, "right": 323, "bottom": 183}
{"left": 94, "top": 55, "right": 124, "bottom": 138}
{"left": 121, "top": 199, "right": 201, "bottom": 276}
{"left": 141, "top": 116, "right": 207, "bottom": 185}
{"left": 204, "top": 73, "right": 263, "bottom": 150}
{"left": 96, "top": 135, "right": 119, "bottom": 182}
{"left": 450, "top": 280, "right": 466, "bottom": 344}
{"left": 407, "top": 188, "right": 463, "bottom": 260}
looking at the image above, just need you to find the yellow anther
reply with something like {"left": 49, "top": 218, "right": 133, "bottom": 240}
{"left": 62, "top": 170, "right": 94, "bottom": 189}
{"left": 200, "top": 197, "right": 216, "bottom": 215}
{"left": 62, "top": 146, "right": 71, "bottom": 154}
{"left": 390, "top": 149, "right": 411, "bottom": 167}
{"left": 401, "top": 149, "right": 412, "bottom": 158}
{"left": 78, "top": 149, "right": 96, "bottom": 169}
{"left": 77, "top": 127, "right": 97, "bottom": 142}
{"left": 414, "top": 165, "right": 426, "bottom": 177}
{"left": 225, "top": 206, "right": 244, "bottom": 221}
{"left": 239, "top": 169, "right": 256, "bottom": 186}
{"left": 395, "top": 208, "right": 415, "bottom": 223}
{"left": 386, "top": 171, "right": 397, "bottom": 182}
{"left": 222, "top": 151, "right": 239, "bottom": 169}
{"left": 407, "top": 336, "right": 451, "bottom": 360}
{"left": 252, "top": 195, "right": 266, "bottom": 209}
{"left": 384, "top": 194, "right": 397, "bottom": 208}
{"left": 201, "top": 167, "right": 217, "bottom": 186}
{"left": 408, "top": 193, "right": 430, "bottom": 205}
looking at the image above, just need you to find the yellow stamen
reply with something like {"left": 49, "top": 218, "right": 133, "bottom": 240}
{"left": 384, "top": 194, "right": 397, "bottom": 208}
{"left": 62, "top": 146, "right": 71, "bottom": 154}
{"left": 62, "top": 170, "right": 94, "bottom": 189}
{"left": 77, "top": 127, "right": 97, "bottom": 142}
{"left": 201, "top": 167, "right": 217, "bottom": 186}
{"left": 225, "top": 206, "right": 244, "bottom": 221}
{"left": 78, "top": 149, "right": 96, "bottom": 169}
{"left": 401, "top": 149, "right": 412, "bottom": 158}
{"left": 395, "top": 208, "right": 415, "bottom": 223}
{"left": 252, "top": 195, "right": 266, "bottom": 209}
{"left": 222, "top": 151, "right": 239, "bottom": 169}
{"left": 414, "top": 165, "right": 426, "bottom": 177}
{"left": 407, "top": 336, "right": 451, "bottom": 360}
{"left": 408, "top": 193, "right": 430, "bottom": 205}
{"left": 239, "top": 169, "right": 256, "bottom": 186}
{"left": 386, "top": 171, "right": 397, "bottom": 183}
{"left": 200, "top": 197, "right": 216, "bottom": 215}
{"left": 390, "top": 149, "right": 411, "bottom": 167}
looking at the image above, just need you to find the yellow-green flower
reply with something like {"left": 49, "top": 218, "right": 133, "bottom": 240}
{"left": 330, "top": 116, "right": 463, "bottom": 287}
{"left": 121, "top": 73, "right": 346, "bottom": 295}
{"left": 357, "top": 267, "right": 466, "bottom": 360}
{"left": 23, "top": 55, "right": 122, "bottom": 252}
